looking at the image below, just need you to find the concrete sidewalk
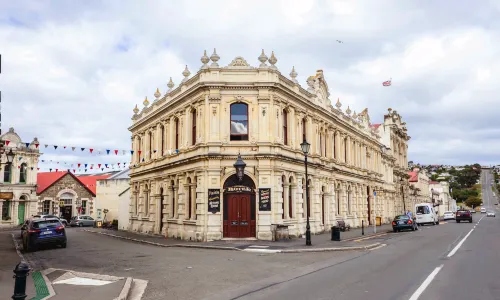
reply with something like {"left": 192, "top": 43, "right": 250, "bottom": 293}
{"left": 83, "top": 224, "right": 394, "bottom": 253}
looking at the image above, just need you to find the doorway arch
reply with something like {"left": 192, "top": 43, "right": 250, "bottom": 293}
{"left": 223, "top": 174, "right": 256, "bottom": 238}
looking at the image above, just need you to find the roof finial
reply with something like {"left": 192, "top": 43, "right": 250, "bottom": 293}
{"left": 210, "top": 48, "right": 220, "bottom": 67}
{"left": 346, "top": 106, "right": 351, "bottom": 115}
{"left": 167, "top": 77, "right": 175, "bottom": 93}
{"left": 154, "top": 88, "right": 161, "bottom": 100}
{"left": 133, "top": 104, "right": 139, "bottom": 114}
{"left": 268, "top": 51, "right": 278, "bottom": 70}
{"left": 143, "top": 96, "right": 150, "bottom": 107}
{"left": 352, "top": 111, "right": 357, "bottom": 119}
{"left": 290, "top": 66, "right": 298, "bottom": 84}
{"left": 258, "top": 49, "right": 268, "bottom": 67}
{"left": 200, "top": 50, "right": 209, "bottom": 69}
{"left": 182, "top": 65, "right": 191, "bottom": 83}
{"left": 335, "top": 98, "right": 342, "bottom": 109}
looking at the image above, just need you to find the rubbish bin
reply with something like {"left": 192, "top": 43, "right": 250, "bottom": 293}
{"left": 376, "top": 216, "right": 381, "bottom": 226}
{"left": 331, "top": 226, "right": 341, "bottom": 241}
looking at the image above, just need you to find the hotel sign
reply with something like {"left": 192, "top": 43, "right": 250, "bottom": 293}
{"left": 226, "top": 185, "right": 252, "bottom": 193}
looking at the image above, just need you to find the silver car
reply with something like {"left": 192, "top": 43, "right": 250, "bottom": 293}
{"left": 70, "top": 215, "right": 95, "bottom": 227}
{"left": 487, "top": 211, "right": 496, "bottom": 217}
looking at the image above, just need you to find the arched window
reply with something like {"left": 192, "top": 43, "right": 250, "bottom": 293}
{"left": 160, "top": 125, "right": 165, "bottom": 156}
{"left": 144, "top": 185, "right": 149, "bottom": 215}
{"left": 347, "top": 186, "right": 352, "bottom": 215}
{"left": 42, "top": 200, "right": 51, "bottom": 214}
{"left": 289, "top": 177, "right": 293, "bottom": 219}
{"left": 134, "top": 185, "right": 139, "bottom": 215}
{"left": 283, "top": 109, "right": 288, "bottom": 145}
{"left": 2, "top": 200, "right": 10, "bottom": 220}
{"left": 302, "top": 118, "right": 307, "bottom": 141}
{"left": 230, "top": 103, "right": 248, "bottom": 141}
{"left": 148, "top": 132, "right": 153, "bottom": 160}
{"left": 175, "top": 119, "right": 179, "bottom": 150}
{"left": 333, "top": 132, "right": 337, "bottom": 159}
{"left": 322, "top": 186, "right": 325, "bottom": 224}
{"left": 344, "top": 138, "right": 348, "bottom": 162}
{"left": 20, "top": 163, "right": 27, "bottom": 183}
{"left": 3, "top": 164, "right": 11, "bottom": 183}
{"left": 187, "top": 178, "right": 192, "bottom": 219}
{"left": 192, "top": 109, "right": 197, "bottom": 146}
{"left": 336, "top": 184, "right": 341, "bottom": 215}
{"left": 281, "top": 176, "right": 286, "bottom": 220}
{"left": 138, "top": 136, "right": 142, "bottom": 162}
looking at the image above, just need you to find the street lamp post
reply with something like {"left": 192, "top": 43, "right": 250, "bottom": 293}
{"left": 301, "top": 138, "right": 311, "bottom": 246}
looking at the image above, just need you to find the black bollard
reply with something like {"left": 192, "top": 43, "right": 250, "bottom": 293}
{"left": 362, "top": 220, "right": 364, "bottom": 235}
{"left": 12, "top": 261, "right": 30, "bottom": 300}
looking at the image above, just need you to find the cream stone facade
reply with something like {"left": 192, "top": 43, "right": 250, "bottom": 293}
{"left": 408, "top": 168, "right": 431, "bottom": 212}
{"left": 95, "top": 169, "right": 130, "bottom": 222}
{"left": 429, "top": 181, "right": 454, "bottom": 216}
{"left": 127, "top": 50, "right": 411, "bottom": 241}
{"left": 0, "top": 128, "right": 40, "bottom": 226}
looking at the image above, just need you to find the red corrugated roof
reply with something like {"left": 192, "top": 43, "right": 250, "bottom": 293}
{"left": 408, "top": 171, "right": 418, "bottom": 182}
{"left": 37, "top": 172, "right": 112, "bottom": 195}
{"left": 77, "top": 175, "right": 111, "bottom": 194}
{"left": 429, "top": 181, "right": 440, "bottom": 184}
{"left": 36, "top": 172, "right": 67, "bottom": 194}
{"left": 370, "top": 124, "right": 381, "bottom": 129}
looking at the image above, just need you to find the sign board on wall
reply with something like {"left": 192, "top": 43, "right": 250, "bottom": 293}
{"left": 0, "top": 192, "right": 13, "bottom": 200}
{"left": 208, "top": 189, "right": 220, "bottom": 213}
{"left": 259, "top": 188, "right": 271, "bottom": 211}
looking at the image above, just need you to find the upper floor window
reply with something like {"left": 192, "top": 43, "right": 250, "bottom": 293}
{"left": 160, "top": 125, "right": 165, "bottom": 156}
{"left": 302, "top": 118, "right": 307, "bottom": 141}
{"left": 20, "top": 163, "right": 27, "bottom": 183}
{"left": 283, "top": 110, "right": 288, "bottom": 145}
{"left": 192, "top": 109, "right": 197, "bottom": 146}
{"left": 175, "top": 119, "right": 179, "bottom": 150}
{"left": 4, "top": 164, "right": 11, "bottom": 183}
{"left": 230, "top": 103, "right": 248, "bottom": 141}
{"left": 149, "top": 132, "right": 153, "bottom": 159}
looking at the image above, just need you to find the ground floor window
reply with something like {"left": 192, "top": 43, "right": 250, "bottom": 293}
{"left": 81, "top": 200, "right": 87, "bottom": 215}
{"left": 2, "top": 201, "right": 10, "bottom": 220}
{"left": 43, "top": 200, "right": 51, "bottom": 214}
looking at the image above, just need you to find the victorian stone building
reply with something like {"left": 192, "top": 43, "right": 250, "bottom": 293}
{"left": 0, "top": 128, "right": 40, "bottom": 226}
{"left": 128, "top": 50, "right": 410, "bottom": 241}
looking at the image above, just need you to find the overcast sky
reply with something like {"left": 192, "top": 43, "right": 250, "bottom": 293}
{"left": 1, "top": 0, "right": 499, "bottom": 171}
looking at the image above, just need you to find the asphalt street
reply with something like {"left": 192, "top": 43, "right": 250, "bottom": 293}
{"left": 4, "top": 169, "right": 499, "bottom": 300}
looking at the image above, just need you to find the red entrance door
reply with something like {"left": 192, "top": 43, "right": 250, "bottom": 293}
{"left": 226, "top": 194, "right": 253, "bottom": 238}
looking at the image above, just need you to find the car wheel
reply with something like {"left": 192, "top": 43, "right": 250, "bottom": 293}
{"left": 393, "top": 229, "right": 397, "bottom": 232}
{"left": 412, "top": 226, "right": 415, "bottom": 231}
{"left": 79, "top": 223, "right": 83, "bottom": 227}
{"left": 437, "top": 220, "right": 440, "bottom": 225}
{"left": 61, "top": 242, "right": 67, "bottom": 248}
{"left": 456, "top": 220, "right": 460, "bottom": 223}
{"left": 469, "top": 219, "right": 472, "bottom": 223}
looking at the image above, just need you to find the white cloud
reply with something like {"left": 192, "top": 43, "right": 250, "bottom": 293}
{"left": 1, "top": 0, "right": 499, "bottom": 169}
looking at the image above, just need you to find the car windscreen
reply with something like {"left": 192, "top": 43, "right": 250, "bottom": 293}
{"left": 395, "top": 215, "right": 410, "bottom": 220}
{"left": 416, "top": 206, "right": 430, "bottom": 214}
{"left": 32, "top": 219, "right": 61, "bottom": 229}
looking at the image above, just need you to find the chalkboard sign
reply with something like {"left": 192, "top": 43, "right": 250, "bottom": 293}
{"left": 208, "top": 189, "right": 220, "bottom": 213}
{"left": 259, "top": 188, "right": 271, "bottom": 211}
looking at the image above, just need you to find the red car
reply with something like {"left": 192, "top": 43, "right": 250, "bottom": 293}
{"left": 455, "top": 210, "right": 472, "bottom": 223}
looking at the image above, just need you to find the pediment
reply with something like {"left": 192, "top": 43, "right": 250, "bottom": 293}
{"left": 225, "top": 56, "right": 254, "bottom": 69}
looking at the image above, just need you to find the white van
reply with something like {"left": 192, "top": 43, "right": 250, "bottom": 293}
{"left": 415, "top": 203, "right": 439, "bottom": 226}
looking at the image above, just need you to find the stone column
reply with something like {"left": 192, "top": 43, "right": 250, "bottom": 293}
{"left": 190, "top": 185, "right": 197, "bottom": 220}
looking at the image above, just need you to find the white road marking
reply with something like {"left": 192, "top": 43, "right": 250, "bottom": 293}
{"left": 129, "top": 279, "right": 148, "bottom": 300}
{"left": 447, "top": 229, "right": 474, "bottom": 258}
{"left": 408, "top": 264, "right": 444, "bottom": 300}
{"left": 243, "top": 248, "right": 281, "bottom": 253}
{"left": 248, "top": 245, "right": 270, "bottom": 248}
{"left": 369, "top": 244, "right": 387, "bottom": 251}
{"left": 53, "top": 277, "right": 113, "bottom": 286}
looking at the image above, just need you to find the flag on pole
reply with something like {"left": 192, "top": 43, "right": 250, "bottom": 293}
{"left": 382, "top": 78, "right": 392, "bottom": 86}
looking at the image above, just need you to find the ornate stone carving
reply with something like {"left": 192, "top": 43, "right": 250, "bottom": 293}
{"left": 210, "top": 48, "right": 220, "bottom": 67}
{"left": 268, "top": 51, "right": 278, "bottom": 70}
{"left": 226, "top": 56, "right": 252, "bottom": 69}
{"left": 258, "top": 49, "right": 268, "bottom": 67}
{"left": 200, "top": 50, "right": 209, "bottom": 69}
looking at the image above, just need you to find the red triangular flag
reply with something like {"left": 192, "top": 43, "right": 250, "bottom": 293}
{"left": 73, "top": 169, "right": 76, "bottom": 173}
{"left": 5, "top": 141, "right": 10, "bottom": 146}
{"left": 56, "top": 169, "right": 58, "bottom": 172}
{"left": 118, "top": 163, "right": 121, "bottom": 166}
{"left": 89, "top": 148, "right": 94, "bottom": 153}
{"left": 18, "top": 166, "right": 20, "bottom": 169}
{"left": 35, "top": 144, "right": 39, "bottom": 148}
{"left": 78, "top": 163, "right": 81, "bottom": 168}
{"left": 98, "top": 164, "right": 101, "bottom": 168}
{"left": 114, "top": 150, "right": 118, "bottom": 155}
{"left": 138, "top": 150, "right": 142, "bottom": 155}
{"left": 64, "top": 146, "right": 67, "bottom": 149}
{"left": 37, "top": 168, "right": 40, "bottom": 171}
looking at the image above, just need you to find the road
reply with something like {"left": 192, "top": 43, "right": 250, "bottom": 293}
{"left": 3, "top": 169, "right": 499, "bottom": 300}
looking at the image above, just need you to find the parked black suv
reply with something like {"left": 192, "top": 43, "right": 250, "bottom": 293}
{"left": 455, "top": 210, "right": 473, "bottom": 223}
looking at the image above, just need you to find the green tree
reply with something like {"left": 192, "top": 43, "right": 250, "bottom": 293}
{"left": 465, "top": 196, "right": 482, "bottom": 208}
